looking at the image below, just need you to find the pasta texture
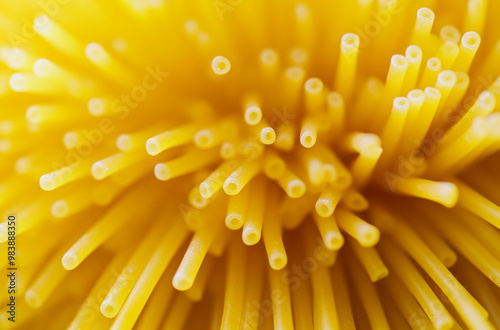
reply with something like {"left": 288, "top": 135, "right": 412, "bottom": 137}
{"left": 1, "top": 0, "right": 500, "bottom": 329}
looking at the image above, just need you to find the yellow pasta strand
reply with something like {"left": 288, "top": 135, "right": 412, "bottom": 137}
{"left": 453, "top": 31, "right": 481, "bottom": 72}
{"left": 62, "top": 181, "right": 160, "bottom": 270}
{"left": 440, "top": 25, "right": 461, "bottom": 43}
{"left": 404, "top": 87, "right": 442, "bottom": 156}
{"left": 315, "top": 187, "right": 342, "bottom": 218}
{"left": 407, "top": 216, "right": 457, "bottom": 267}
{"left": 33, "top": 15, "right": 85, "bottom": 58}
{"left": 263, "top": 189, "right": 288, "bottom": 269}
{"left": 134, "top": 267, "right": 177, "bottom": 330}
{"left": 421, "top": 204, "right": 500, "bottom": 287}
{"left": 110, "top": 220, "right": 188, "bottom": 330}
{"left": 335, "top": 33, "right": 360, "bottom": 99}
{"left": 173, "top": 210, "right": 223, "bottom": 291}
{"left": 314, "top": 144, "right": 353, "bottom": 189}
{"left": 194, "top": 118, "right": 237, "bottom": 149}
{"left": 101, "top": 221, "right": 168, "bottom": 318}
{"left": 160, "top": 294, "right": 193, "bottom": 330}
{"left": 463, "top": 0, "right": 487, "bottom": 35}
{"left": 382, "top": 273, "right": 434, "bottom": 329}
{"left": 402, "top": 45, "right": 423, "bottom": 93}
{"left": 346, "top": 254, "right": 390, "bottom": 330}
{"left": 455, "top": 259, "right": 500, "bottom": 329}
{"left": 348, "top": 238, "right": 388, "bottom": 282}
{"left": 304, "top": 77, "right": 324, "bottom": 113}
{"left": 313, "top": 212, "right": 344, "bottom": 251}
{"left": 453, "top": 179, "right": 500, "bottom": 230}
{"left": 336, "top": 206, "right": 380, "bottom": 247}
{"left": 418, "top": 57, "right": 441, "bottom": 89}
{"left": 243, "top": 95, "right": 262, "bottom": 126}
{"left": 437, "top": 41, "right": 459, "bottom": 70}
{"left": 380, "top": 240, "right": 455, "bottom": 330}
{"left": 289, "top": 247, "right": 314, "bottom": 329}
{"left": 200, "top": 159, "right": 240, "bottom": 198}
{"left": 220, "top": 239, "right": 247, "bottom": 330}
{"left": 410, "top": 7, "right": 435, "bottom": 47}
{"left": 263, "top": 149, "right": 286, "bottom": 179}
{"left": 155, "top": 148, "right": 219, "bottom": 181}
{"left": 389, "top": 177, "right": 458, "bottom": 208}
{"left": 347, "top": 134, "right": 383, "bottom": 189}
{"left": 92, "top": 151, "right": 145, "bottom": 180}
{"left": 376, "top": 96, "right": 410, "bottom": 172}
{"left": 223, "top": 157, "right": 262, "bottom": 195}
{"left": 300, "top": 116, "right": 319, "bottom": 148}
{"left": 331, "top": 260, "right": 355, "bottom": 330}
{"left": 242, "top": 179, "right": 266, "bottom": 246}
{"left": 240, "top": 250, "right": 264, "bottom": 330}
{"left": 269, "top": 265, "right": 295, "bottom": 330}
{"left": 225, "top": 185, "right": 251, "bottom": 230}
{"left": 146, "top": 123, "right": 203, "bottom": 156}
{"left": 391, "top": 221, "right": 493, "bottom": 330}
{"left": 371, "top": 55, "right": 408, "bottom": 132}
{"left": 277, "top": 168, "right": 306, "bottom": 199}
{"left": 51, "top": 192, "right": 94, "bottom": 219}
{"left": 304, "top": 229, "right": 340, "bottom": 329}
{"left": 25, "top": 246, "right": 71, "bottom": 308}
{"left": 68, "top": 250, "right": 130, "bottom": 330}
{"left": 326, "top": 91, "right": 345, "bottom": 137}
{"left": 40, "top": 160, "right": 91, "bottom": 191}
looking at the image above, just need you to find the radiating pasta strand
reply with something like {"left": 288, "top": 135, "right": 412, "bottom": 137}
{"left": 110, "top": 220, "right": 188, "bottom": 330}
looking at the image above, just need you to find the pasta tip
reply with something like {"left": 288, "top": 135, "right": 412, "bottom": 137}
{"left": 100, "top": 300, "right": 119, "bottom": 318}
{"left": 39, "top": 174, "right": 56, "bottom": 191}
{"left": 245, "top": 106, "right": 262, "bottom": 125}
{"left": 212, "top": 56, "right": 231, "bottom": 75}
{"left": 87, "top": 97, "right": 108, "bottom": 116}
{"left": 417, "top": 7, "right": 435, "bottom": 21}
{"left": 62, "top": 252, "right": 79, "bottom": 270}
{"left": 51, "top": 200, "right": 69, "bottom": 218}
{"left": 316, "top": 199, "right": 334, "bottom": 218}
{"left": 9, "top": 73, "right": 27, "bottom": 92}
{"left": 436, "top": 182, "right": 459, "bottom": 208}
{"left": 199, "top": 182, "right": 214, "bottom": 199}
{"left": 223, "top": 178, "right": 242, "bottom": 195}
{"left": 358, "top": 226, "right": 380, "bottom": 247}
{"left": 91, "top": 161, "right": 109, "bottom": 180}
{"left": 269, "top": 252, "right": 287, "bottom": 270}
{"left": 300, "top": 131, "right": 316, "bottom": 148}
{"left": 146, "top": 138, "right": 161, "bottom": 156}
{"left": 25, "top": 289, "right": 41, "bottom": 308}
{"left": 260, "top": 127, "right": 276, "bottom": 145}
{"left": 286, "top": 179, "right": 306, "bottom": 198}
{"left": 325, "top": 232, "right": 344, "bottom": 251}
{"left": 154, "top": 163, "right": 171, "bottom": 181}
{"left": 462, "top": 31, "right": 481, "bottom": 49}
{"left": 225, "top": 213, "right": 244, "bottom": 230}
{"left": 172, "top": 274, "right": 193, "bottom": 291}
{"left": 242, "top": 227, "right": 261, "bottom": 246}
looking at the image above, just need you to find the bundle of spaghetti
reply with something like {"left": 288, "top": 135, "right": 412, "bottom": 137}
{"left": 2, "top": 0, "right": 500, "bottom": 329}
